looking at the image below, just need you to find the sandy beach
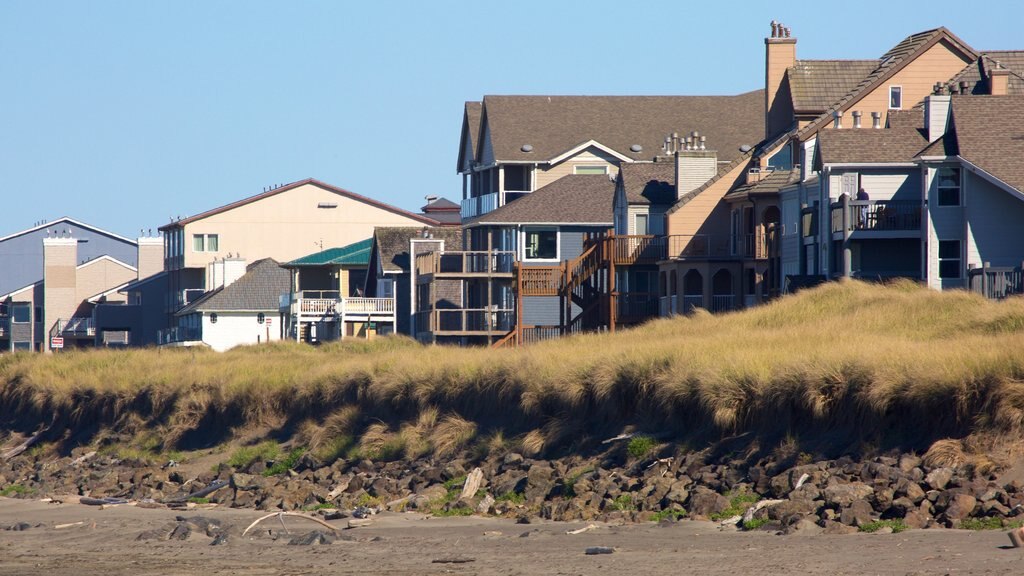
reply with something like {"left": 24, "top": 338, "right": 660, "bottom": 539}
{"left": 1, "top": 497, "right": 1020, "bottom": 576}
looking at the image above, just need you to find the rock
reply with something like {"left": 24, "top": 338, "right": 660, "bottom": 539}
{"left": 903, "top": 509, "right": 931, "bottom": 529}
{"left": 232, "top": 489, "right": 257, "bottom": 508}
{"left": 477, "top": 494, "right": 495, "bottom": 514}
{"left": 289, "top": 530, "right": 335, "bottom": 545}
{"left": 524, "top": 464, "right": 555, "bottom": 503}
{"left": 661, "top": 479, "right": 690, "bottom": 507}
{"left": 169, "top": 522, "right": 192, "bottom": 540}
{"left": 899, "top": 454, "right": 922, "bottom": 472}
{"left": 136, "top": 528, "right": 169, "bottom": 541}
{"left": 687, "top": 487, "right": 730, "bottom": 519}
{"left": 823, "top": 483, "right": 874, "bottom": 508}
{"left": 210, "top": 532, "right": 230, "bottom": 546}
{"left": 925, "top": 468, "right": 954, "bottom": 491}
{"left": 895, "top": 478, "right": 926, "bottom": 504}
{"left": 839, "top": 499, "right": 874, "bottom": 527}
{"left": 765, "top": 498, "right": 820, "bottom": 521}
{"left": 942, "top": 493, "right": 977, "bottom": 522}
{"left": 584, "top": 546, "right": 615, "bottom": 555}
{"left": 503, "top": 453, "right": 524, "bottom": 467}
{"left": 230, "top": 473, "right": 264, "bottom": 492}
{"left": 3, "top": 522, "right": 31, "bottom": 531}
{"left": 822, "top": 520, "right": 859, "bottom": 535}
{"left": 782, "top": 517, "right": 823, "bottom": 535}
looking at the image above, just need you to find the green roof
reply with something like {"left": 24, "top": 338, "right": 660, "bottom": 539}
{"left": 286, "top": 238, "right": 372, "bottom": 267}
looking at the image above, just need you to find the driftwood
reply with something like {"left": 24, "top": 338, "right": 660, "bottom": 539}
{"left": 566, "top": 523, "right": 599, "bottom": 535}
{"left": 460, "top": 467, "right": 484, "bottom": 500}
{"left": 241, "top": 512, "right": 340, "bottom": 538}
{"left": 80, "top": 497, "right": 129, "bottom": 506}
{"left": 54, "top": 521, "right": 86, "bottom": 530}
{"left": 2, "top": 427, "right": 51, "bottom": 460}
{"left": 346, "top": 518, "right": 374, "bottom": 529}
{"left": 432, "top": 557, "right": 475, "bottom": 564}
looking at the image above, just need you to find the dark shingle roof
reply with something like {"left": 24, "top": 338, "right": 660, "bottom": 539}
{"left": 467, "top": 175, "right": 615, "bottom": 225}
{"left": 374, "top": 227, "right": 463, "bottom": 273}
{"left": 286, "top": 238, "right": 372, "bottom": 267}
{"left": 726, "top": 169, "right": 801, "bottom": 200}
{"left": 788, "top": 60, "right": 880, "bottom": 112}
{"left": 480, "top": 91, "right": 764, "bottom": 164}
{"left": 946, "top": 52, "right": 1024, "bottom": 95}
{"left": 457, "top": 101, "right": 483, "bottom": 171}
{"left": 420, "top": 197, "right": 462, "bottom": 225}
{"left": 795, "top": 28, "right": 977, "bottom": 141}
{"left": 816, "top": 126, "right": 929, "bottom": 165}
{"left": 619, "top": 162, "right": 676, "bottom": 205}
{"left": 947, "top": 96, "right": 1024, "bottom": 193}
{"left": 177, "top": 259, "right": 289, "bottom": 314}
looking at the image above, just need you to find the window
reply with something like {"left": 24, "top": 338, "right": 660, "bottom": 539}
{"left": 377, "top": 278, "right": 395, "bottom": 299}
{"left": 210, "top": 313, "right": 218, "bottom": 324}
{"left": 504, "top": 165, "right": 529, "bottom": 191}
{"left": 937, "top": 167, "right": 961, "bottom": 206}
{"left": 574, "top": 165, "right": 607, "bottom": 175}
{"left": 11, "top": 303, "right": 30, "bottom": 324}
{"left": 192, "top": 234, "right": 219, "bottom": 252}
{"left": 523, "top": 228, "right": 557, "bottom": 260}
{"left": 635, "top": 214, "right": 649, "bottom": 235}
{"left": 257, "top": 313, "right": 265, "bottom": 324}
{"left": 889, "top": 86, "right": 902, "bottom": 109}
{"left": 939, "top": 240, "right": 961, "bottom": 279}
{"left": 13, "top": 342, "right": 31, "bottom": 351}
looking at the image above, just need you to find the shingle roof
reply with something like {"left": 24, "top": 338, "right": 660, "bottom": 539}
{"left": 420, "top": 197, "right": 462, "bottom": 225}
{"left": 946, "top": 52, "right": 1024, "bottom": 95}
{"left": 794, "top": 28, "right": 977, "bottom": 142}
{"left": 480, "top": 91, "right": 764, "bottom": 164}
{"left": 726, "top": 169, "right": 801, "bottom": 200}
{"left": 619, "top": 162, "right": 676, "bottom": 205}
{"left": 947, "top": 96, "right": 1024, "bottom": 193}
{"left": 457, "top": 102, "right": 483, "bottom": 172}
{"left": 467, "top": 174, "right": 615, "bottom": 226}
{"left": 374, "top": 227, "right": 463, "bottom": 273}
{"left": 177, "top": 259, "right": 289, "bottom": 314}
{"left": 788, "top": 60, "right": 879, "bottom": 112}
{"left": 158, "top": 178, "right": 440, "bottom": 231}
{"left": 285, "top": 238, "right": 372, "bottom": 267}
{"left": 816, "top": 125, "right": 929, "bottom": 165}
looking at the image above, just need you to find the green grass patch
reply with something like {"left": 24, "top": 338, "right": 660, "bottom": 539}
{"left": 709, "top": 491, "right": 761, "bottom": 521}
{"left": 431, "top": 506, "right": 474, "bottom": 517}
{"left": 228, "top": 441, "right": 280, "bottom": 469}
{"left": 496, "top": 491, "right": 525, "bottom": 505}
{"left": 959, "top": 517, "right": 1004, "bottom": 530}
{"left": 858, "top": 519, "right": 907, "bottom": 533}
{"left": 627, "top": 436, "right": 657, "bottom": 460}
{"left": 741, "top": 517, "right": 770, "bottom": 530}
{"left": 652, "top": 508, "right": 687, "bottom": 522}
{"left": 263, "top": 447, "right": 305, "bottom": 476}
{"left": 187, "top": 497, "right": 211, "bottom": 504}
{"left": 303, "top": 502, "right": 337, "bottom": 511}
{"left": 612, "top": 494, "right": 635, "bottom": 512}
{"left": 313, "top": 435, "right": 354, "bottom": 463}
{"left": 0, "top": 484, "right": 32, "bottom": 497}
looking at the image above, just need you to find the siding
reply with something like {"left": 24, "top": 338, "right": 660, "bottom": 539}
{"left": 861, "top": 170, "right": 919, "bottom": 202}
{"left": 535, "top": 147, "right": 620, "bottom": 190}
{"left": 966, "top": 172, "right": 1024, "bottom": 268}
{"left": 780, "top": 188, "right": 801, "bottom": 279}
{"left": 926, "top": 166, "right": 965, "bottom": 289}
{"left": 201, "top": 311, "right": 281, "bottom": 352}
{"left": 522, "top": 296, "right": 561, "bottom": 327}
{"left": 666, "top": 159, "right": 749, "bottom": 236}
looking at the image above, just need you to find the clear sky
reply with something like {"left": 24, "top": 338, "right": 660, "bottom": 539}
{"left": 0, "top": 1, "right": 1019, "bottom": 239}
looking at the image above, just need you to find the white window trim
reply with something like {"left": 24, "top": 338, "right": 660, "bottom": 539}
{"left": 573, "top": 165, "right": 608, "bottom": 175}
{"left": 889, "top": 85, "right": 903, "bottom": 110}
{"left": 937, "top": 238, "right": 962, "bottom": 280}
{"left": 520, "top": 227, "right": 560, "bottom": 263}
{"left": 191, "top": 233, "right": 220, "bottom": 253}
{"left": 634, "top": 213, "right": 649, "bottom": 236}
{"left": 935, "top": 165, "right": 963, "bottom": 207}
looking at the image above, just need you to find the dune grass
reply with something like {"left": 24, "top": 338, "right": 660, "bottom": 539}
{"left": 4, "top": 279, "right": 1024, "bottom": 461}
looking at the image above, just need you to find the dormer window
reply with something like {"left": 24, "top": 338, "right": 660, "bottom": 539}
{"left": 889, "top": 86, "right": 902, "bottom": 110}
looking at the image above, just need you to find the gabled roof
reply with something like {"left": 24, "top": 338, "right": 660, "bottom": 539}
{"left": 945, "top": 96, "right": 1024, "bottom": 193}
{"left": 788, "top": 60, "right": 880, "bottom": 113}
{"left": 420, "top": 197, "right": 462, "bottom": 225}
{"left": 666, "top": 150, "right": 755, "bottom": 215}
{"left": 815, "top": 125, "right": 929, "bottom": 166}
{"left": 158, "top": 178, "right": 440, "bottom": 231}
{"left": 285, "top": 238, "right": 373, "bottom": 268}
{"left": 618, "top": 162, "right": 676, "bottom": 206}
{"left": 457, "top": 102, "right": 483, "bottom": 172}
{"left": 477, "top": 91, "right": 764, "bottom": 165}
{"left": 466, "top": 175, "right": 615, "bottom": 226}
{"left": 0, "top": 217, "right": 136, "bottom": 245}
{"left": 725, "top": 169, "right": 801, "bottom": 201}
{"left": 372, "top": 227, "right": 463, "bottom": 273}
{"left": 795, "top": 27, "right": 978, "bottom": 141}
{"left": 177, "top": 259, "right": 290, "bottom": 315}
{"left": 946, "top": 52, "right": 1024, "bottom": 95}
{"left": 120, "top": 271, "right": 168, "bottom": 294}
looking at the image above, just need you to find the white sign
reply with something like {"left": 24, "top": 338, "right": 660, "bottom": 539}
{"left": 51, "top": 336, "right": 64, "bottom": 349}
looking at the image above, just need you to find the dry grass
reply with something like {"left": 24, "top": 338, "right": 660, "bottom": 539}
{"left": 5, "top": 280, "right": 1024, "bottom": 460}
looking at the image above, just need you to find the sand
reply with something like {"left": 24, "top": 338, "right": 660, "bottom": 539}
{"left": 0, "top": 497, "right": 1021, "bottom": 575}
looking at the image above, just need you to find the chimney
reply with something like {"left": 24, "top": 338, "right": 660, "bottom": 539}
{"left": 674, "top": 131, "right": 718, "bottom": 198}
{"left": 851, "top": 111, "right": 862, "bottom": 129}
{"left": 990, "top": 63, "right": 1010, "bottom": 95}
{"left": 924, "top": 94, "right": 952, "bottom": 143}
{"left": 43, "top": 235, "right": 78, "bottom": 352}
{"left": 833, "top": 110, "right": 843, "bottom": 129}
{"left": 221, "top": 256, "right": 247, "bottom": 288}
{"left": 871, "top": 111, "right": 882, "bottom": 129}
{"left": 765, "top": 20, "right": 797, "bottom": 139}
{"left": 136, "top": 234, "right": 163, "bottom": 281}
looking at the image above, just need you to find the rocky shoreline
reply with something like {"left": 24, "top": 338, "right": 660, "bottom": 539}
{"left": 2, "top": 441, "right": 1021, "bottom": 535}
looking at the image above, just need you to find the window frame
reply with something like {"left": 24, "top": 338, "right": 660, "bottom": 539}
{"left": 573, "top": 165, "right": 608, "bottom": 175}
{"left": 889, "top": 85, "right": 903, "bottom": 110}
{"left": 936, "top": 166, "right": 962, "bottom": 207}
{"left": 938, "top": 239, "right": 962, "bottom": 279}
{"left": 11, "top": 303, "right": 30, "bottom": 324}
{"left": 521, "top": 227, "right": 559, "bottom": 262}
{"left": 191, "top": 233, "right": 220, "bottom": 253}
{"left": 635, "top": 213, "right": 649, "bottom": 236}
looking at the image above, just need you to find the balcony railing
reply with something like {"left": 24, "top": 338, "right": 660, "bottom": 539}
{"left": 286, "top": 293, "right": 396, "bottom": 318}
{"left": 830, "top": 200, "right": 921, "bottom": 234}
{"left": 0, "top": 316, "right": 9, "bottom": 338}
{"left": 710, "top": 295, "right": 735, "bottom": 313}
{"left": 609, "top": 235, "right": 665, "bottom": 264}
{"left": 665, "top": 235, "right": 731, "bottom": 259}
{"left": 969, "top": 265, "right": 1024, "bottom": 300}
{"left": 157, "top": 326, "right": 201, "bottom": 345}
{"left": 414, "top": 250, "right": 516, "bottom": 277}
{"left": 416, "top": 308, "right": 515, "bottom": 334}
{"left": 56, "top": 317, "right": 95, "bottom": 336}
{"left": 461, "top": 192, "right": 501, "bottom": 219}
{"left": 520, "top": 267, "right": 561, "bottom": 296}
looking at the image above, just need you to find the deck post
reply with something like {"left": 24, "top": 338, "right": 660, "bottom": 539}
{"left": 608, "top": 240, "right": 617, "bottom": 333}
{"left": 982, "top": 262, "right": 990, "bottom": 298}
{"left": 841, "top": 194, "right": 852, "bottom": 278}
{"left": 515, "top": 262, "right": 523, "bottom": 346}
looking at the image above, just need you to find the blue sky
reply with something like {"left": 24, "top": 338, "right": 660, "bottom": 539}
{"left": 0, "top": 1, "right": 1019, "bottom": 238}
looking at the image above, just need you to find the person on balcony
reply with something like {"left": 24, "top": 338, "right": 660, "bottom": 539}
{"left": 856, "top": 188, "right": 870, "bottom": 228}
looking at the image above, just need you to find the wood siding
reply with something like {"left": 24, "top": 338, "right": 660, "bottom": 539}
{"left": 535, "top": 147, "right": 620, "bottom": 190}
{"left": 666, "top": 159, "right": 750, "bottom": 237}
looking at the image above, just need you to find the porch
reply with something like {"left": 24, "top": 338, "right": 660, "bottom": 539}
{"left": 281, "top": 291, "right": 396, "bottom": 342}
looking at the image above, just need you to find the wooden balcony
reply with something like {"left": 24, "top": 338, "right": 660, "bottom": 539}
{"left": 831, "top": 200, "right": 921, "bottom": 238}
{"left": 415, "top": 308, "right": 515, "bottom": 336}
{"left": 520, "top": 266, "right": 561, "bottom": 296}
{"left": 287, "top": 292, "right": 396, "bottom": 322}
{"left": 414, "top": 250, "right": 516, "bottom": 281}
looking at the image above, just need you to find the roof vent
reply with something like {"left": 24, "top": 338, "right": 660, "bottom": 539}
{"left": 317, "top": 202, "right": 338, "bottom": 209}
{"left": 521, "top": 144, "right": 533, "bottom": 153}
{"left": 630, "top": 144, "right": 643, "bottom": 153}
{"left": 739, "top": 144, "right": 752, "bottom": 153}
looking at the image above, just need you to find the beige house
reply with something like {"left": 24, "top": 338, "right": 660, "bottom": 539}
{"left": 156, "top": 178, "right": 446, "bottom": 343}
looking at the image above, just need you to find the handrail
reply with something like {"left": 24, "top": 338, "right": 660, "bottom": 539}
{"left": 491, "top": 330, "right": 518, "bottom": 349}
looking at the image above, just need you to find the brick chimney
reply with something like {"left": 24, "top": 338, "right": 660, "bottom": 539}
{"left": 43, "top": 233, "right": 78, "bottom": 352}
{"left": 669, "top": 131, "right": 718, "bottom": 198}
{"left": 136, "top": 234, "right": 164, "bottom": 281}
{"left": 989, "top": 63, "right": 1010, "bottom": 95}
{"left": 765, "top": 20, "right": 797, "bottom": 139}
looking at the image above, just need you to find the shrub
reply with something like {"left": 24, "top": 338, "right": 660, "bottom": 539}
{"left": 612, "top": 494, "right": 635, "bottom": 512}
{"left": 652, "top": 508, "right": 687, "bottom": 522}
{"left": 858, "top": 519, "right": 907, "bottom": 533}
{"left": 959, "top": 517, "right": 1004, "bottom": 530}
{"left": 709, "top": 491, "right": 761, "bottom": 521}
{"left": 263, "top": 447, "right": 305, "bottom": 476}
{"left": 227, "top": 441, "right": 280, "bottom": 469}
{"left": 741, "top": 517, "right": 770, "bottom": 530}
{"left": 627, "top": 436, "right": 657, "bottom": 460}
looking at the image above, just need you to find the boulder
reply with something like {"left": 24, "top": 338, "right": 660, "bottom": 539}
{"left": 765, "top": 497, "right": 820, "bottom": 521}
{"left": 942, "top": 493, "right": 978, "bottom": 522}
{"left": 925, "top": 468, "right": 954, "bottom": 491}
{"left": 823, "top": 483, "right": 874, "bottom": 508}
{"left": 524, "top": 464, "right": 555, "bottom": 503}
{"left": 687, "top": 487, "right": 730, "bottom": 519}
{"left": 839, "top": 499, "right": 874, "bottom": 526}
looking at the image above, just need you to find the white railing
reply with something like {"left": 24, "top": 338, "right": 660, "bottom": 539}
{"left": 710, "top": 295, "right": 735, "bottom": 313}
{"left": 682, "top": 295, "right": 703, "bottom": 313}
{"left": 342, "top": 298, "right": 395, "bottom": 314}
{"left": 300, "top": 298, "right": 337, "bottom": 315}
{"left": 291, "top": 295, "right": 396, "bottom": 318}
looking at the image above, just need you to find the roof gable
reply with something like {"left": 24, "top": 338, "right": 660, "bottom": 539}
{"left": 0, "top": 217, "right": 136, "bottom": 246}
{"left": 467, "top": 174, "right": 615, "bottom": 226}
{"left": 177, "top": 258, "right": 290, "bottom": 314}
{"left": 948, "top": 96, "right": 1024, "bottom": 194}
{"left": 457, "top": 101, "right": 482, "bottom": 172}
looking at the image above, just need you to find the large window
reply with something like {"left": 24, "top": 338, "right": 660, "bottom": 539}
{"left": 11, "top": 303, "right": 30, "bottom": 324}
{"left": 939, "top": 240, "right": 961, "bottom": 279}
{"left": 523, "top": 228, "right": 557, "bottom": 260}
{"left": 889, "top": 86, "right": 902, "bottom": 109}
{"left": 937, "top": 167, "right": 961, "bottom": 206}
{"left": 192, "top": 233, "right": 220, "bottom": 252}
{"left": 504, "top": 165, "right": 529, "bottom": 191}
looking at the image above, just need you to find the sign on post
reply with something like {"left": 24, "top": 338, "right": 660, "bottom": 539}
{"left": 51, "top": 336, "right": 64, "bottom": 349}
